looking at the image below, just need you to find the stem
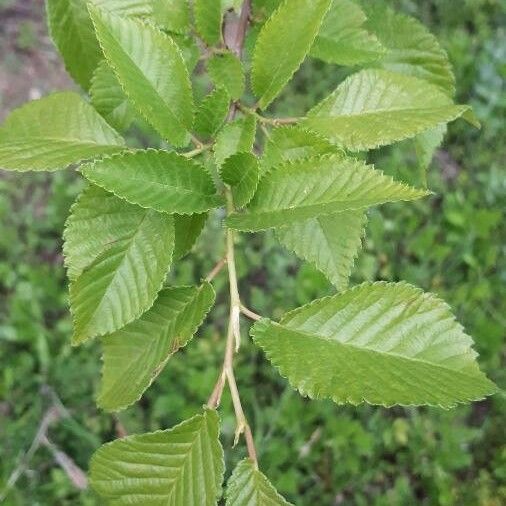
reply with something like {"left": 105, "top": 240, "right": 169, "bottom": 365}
{"left": 229, "top": 0, "right": 252, "bottom": 58}
{"left": 226, "top": 192, "right": 242, "bottom": 352}
{"left": 183, "top": 142, "right": 212, "bottom": 158}
{"left": 206, "top": 0, "right": 259, "bottom": 467}
{"left": 237, "top": 103, "right": 300, "bottom": 126}
{"left": 205, "top": 257, "right": 227, "bottom": 282}
{"left": 240, "top": 305, "right": 262, "bottom": 321}
{"left": 207, "top": 183, "right": 259, "bottom": 464}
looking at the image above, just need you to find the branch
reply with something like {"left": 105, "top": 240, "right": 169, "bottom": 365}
{"left": 241, "top": 305, "right": 262, "bottom": 321}
{"left": 205, "top": 257, "right": 227, "bottom": 282}
{"left": 206, "top": 0, "right": 259, "bottom": 468}
{"left": 230, "top": 0, "right": 252, "bottom": 59}
{"left": 41, "top": 436, "right": 88, "bottom": 490}
{"left": 226, "top": 0, "right": 252, "bottom": 122}
{"left": 237, "top": 103, "right": 300, "bottom": 126}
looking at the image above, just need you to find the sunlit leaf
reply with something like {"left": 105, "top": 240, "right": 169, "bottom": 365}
{"left": 252, "top": 282, "right": 498, "bottom": 407}
{"left": 90, "top": 410, "right": 224, "bottom": 504}
{"left": 0, "top": 92, "right": 124, "bottom": 172}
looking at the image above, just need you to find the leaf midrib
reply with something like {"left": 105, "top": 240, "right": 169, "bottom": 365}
{"left": 96, "top": 174, "right": 215, "bottom": 200}
{"left": 250, "top": 194, "right": 419, "bottom": 216}
{"left": 0, "top": 136, "right": 123, "bottom": 148}
{"left": 96, "top": 12, "right": 189, "bottom": 135}
{"left": 312, "top": 104, "right": 462, "bottom": 119}
{"left": 272, "top": 322, "right": 482, "bottom": 382}
{"left": 82, "top": 211, "right": 157, "bottom": 335}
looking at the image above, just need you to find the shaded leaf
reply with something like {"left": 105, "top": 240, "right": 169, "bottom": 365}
{"left": 277, "top": 211, "right": 367, "bottom": 290}
{"left": 194, "top": 87, "right": 230, "bottom": 138}
{"left": 81, "top": 149, "right": 223, "bottom": 215}
{"left": 90, "top": 410, "right": 224, "bottom": 505}
{"left": 89, "top": 4, "right": 194, "bottom": 146}
{"left": 252, "top": 282, "right": 498, "bottom": 407}
{"left": 221, "top": 152, "right": 260, "bottom": 208}
{"left": 252, "top": 0, "right": 282, "bottom": 21}
{"left": 0, "top": 92, "right": 124, "bottom": 172}
{"left": 226, "top": 459, "right": 292, "bottom": 506}
{"left": 208, "top": 52, "right": 245, "bottom": 100}
{"left": 413, "top": 124, "right": 447, "bottom": 186}
{"left": 311, "top": 0, "right": 384, "bottom": 66}
{"left": 252, "top": 0, "right": 332, "bottom": 109}
{"left": 174, "top": 213, "right": 208, "bottom": 260}
{"left": 304, "top": 69, "right": 473, "bottom": 151}
{"left": 194, "top": 0, "right": 223, "bottom": 46}
{"left": 363, "top": 1, "right": 455, "bottom": 95}
{"left": 261, "top": 126, "right": 340, "bottom": 174}
{"left": 172, "top": 33, "right": 201, "bottom": 73}
{"left": 70, "top": 207, "right": 174, "bottom": 345}
{"left": 214, "top": 115, "right": 257, "bottom": 167}
{"left": 46, "top": 0, "right": 153, "bottom": 89}
{"left": 99, "top": 283, "right": 215, "bottom": 411}
{"left": 152, "top": 0, "right": 190, "bottom": 34}
{"left": 227, "top": 154, "right": 428, "bottom": 231}
{"left": 90, "top": 60, "right": 135, "bottom": 131}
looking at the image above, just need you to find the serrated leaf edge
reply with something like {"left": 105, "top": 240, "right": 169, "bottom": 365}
{"left": 227, "top": 153, "right": 431, "bottom": 232}
{"left": 275, "top": 211, "right": 368, "bottom": 290}
{"left": 79, "top": 148, "right": 223, "bottom": 215}
{"left": 304, "top": 104, "right": 472, "bottom": 152}
{"left": 89, "top": 408, "right": 225, "bottom": 502}
{"left": 97, "top": 282, "right": 216, "bottom": 412}
{"left": 69, "top": 211, "right": 174, "bottom": 345}
{"left": 251, "top": 281, "right": 498, "bottom": 408}
{"left": 252, "top": 0, "right": 332, "bottom": 109}
{"left": 88, "top": 4, "right": 195, "bottom": 145}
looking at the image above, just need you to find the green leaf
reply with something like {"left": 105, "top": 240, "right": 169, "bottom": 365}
{"left": 310, "top": 0, "right": 384, "bottom": 66}
{"left": 220, "top": 153, "right": 260, "bottom": 208}
{"left": 359, "top": 3, "right": 455, "bottom": 172}
{"left": 46, "top": 0, "right": 153, "bottom": 89}
{"left": 81, "top": 150, "right": 223, "bottom": 215}
{"left": 0, "top": 92, "right": 125, "bottom": 172}
{"left": 252, "top": 0, "right": 282, "bottom": 21}
{"left": 194, "top": 0, "right": 223, "bottom": 46}
{"left": 99, "top": 283, "right": 215, "bottom": 411}
{"left": 214, "top": 115, "right": 257, "bottom": 167}
{"left": 223, "top": 0, "right": 244, "bottom": 12}
{"left": 174, "top": 213, "right": 208, "bottom": 260}
{"left": 226, "top": 459, "right": 292, "bottom": 506}
{"left": 64, "top": 185, "right": 148, "bottom": 281}
{"left": 226, "top": 154, "right": 428, "bottom": 231}
{"left": 277, "top": 211, "right": 367, "bottom": 290}
{"left": 304, "top": 69, "right": 472, "bottom": 151}
{"left": 90, "top": 60, "right": 135, "bottom": 131}
{"left": 194, "top": 87, "right": 230, "bottom": 138}
{"left": 413, "top": 124, "right": 447, "bottom": 185}
{"left": 69, "top": 205, "right": 174, "bottom": 345}
{"left": 252, "top": 0, "right": 332, "bottom": 109}
{"left": 207, "top": 52, "right": 245, "bottom": 100}
{"left": 172, "top": 33, "right": 201, "bottom": 73}
{"left": 252, "top": 282, "right": 498, "bottom": 407}
{"left": 362, "top": 1, "right": 455, "bottom": 96}
{"left": 261, "top": 126, "right": 341, "bottom": 174}
{"left": 90, "top": 410, "right": 224, "bottom": 505}
{"left": 152, "top": 0, "right": 190, "bottom": 34}
{"left": 89, "top": 4, "right": 194, "bottom": 147}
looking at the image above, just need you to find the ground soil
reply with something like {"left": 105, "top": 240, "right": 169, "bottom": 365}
{"left": 0, "top": 0, "right": 74, "bottom": 121}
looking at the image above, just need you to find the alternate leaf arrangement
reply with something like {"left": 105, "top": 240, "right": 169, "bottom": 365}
{"left": 0, "top": 0, "right": 498, "bottom": 503}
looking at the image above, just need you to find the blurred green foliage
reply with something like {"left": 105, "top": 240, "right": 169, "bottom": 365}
{"left": 0, "top": 0, "right": 505, "bottom": 504}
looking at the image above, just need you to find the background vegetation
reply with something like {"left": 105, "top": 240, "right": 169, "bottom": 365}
{"left": 0, "top": 0, "right": 504, "bottom": 504}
